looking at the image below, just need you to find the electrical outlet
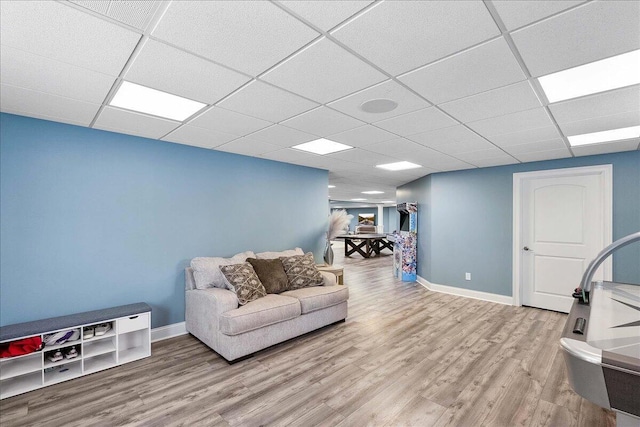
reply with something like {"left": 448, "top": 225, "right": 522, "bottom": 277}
{"left": 465, "top": 273, "right": 471, "bottom": 281}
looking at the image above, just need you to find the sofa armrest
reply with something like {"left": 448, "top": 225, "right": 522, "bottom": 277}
{"left": 320, "top": 271, "right": 337, "bottom": 286}
{"left": 185, "top": 288, "right": 239, "bottom": 350}
{"left": 187, "top": 287, "right": 239, "bottom": 315}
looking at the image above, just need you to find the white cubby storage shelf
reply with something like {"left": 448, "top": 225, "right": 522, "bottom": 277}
{"left": 0, "top": 303, "right": 151, "bottom": 399}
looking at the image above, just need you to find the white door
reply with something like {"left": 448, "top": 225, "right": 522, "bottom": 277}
{"left": 515, "top": 166, "right": 612, "bottom": 313}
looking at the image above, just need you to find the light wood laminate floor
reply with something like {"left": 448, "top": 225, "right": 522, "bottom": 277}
{"left": 0, "top": 247, "right": 615, "bottom": 426}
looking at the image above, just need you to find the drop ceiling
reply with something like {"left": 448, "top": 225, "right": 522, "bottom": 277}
{"left": 1, "top": 0, "right": 638, "bottom": 204}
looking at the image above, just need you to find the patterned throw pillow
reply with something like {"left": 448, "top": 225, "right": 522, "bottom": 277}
{"left": 279, "top": 252, "right": 324, "bottom": 290}
{"left": 219, "top": 263, "right": 267, "bottom": 305}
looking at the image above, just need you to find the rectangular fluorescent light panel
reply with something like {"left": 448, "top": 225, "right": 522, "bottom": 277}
{"left": 351, "top": 198, "right": 367, "bottom": 201}
{"left": 328, "top": 185, "right": 336, "bottom": 188}
{"left": 292, "top": 138, "right": 353, "bottom": 155}
{"left": 376, "top": 161, "right": 421, "bottom": 171}
{"left": 110, "top": 81, "right": 207, "bottom": 121}
{"left": 568, "top": 125, "right": 640, "bottom": 146}
{"left": 539, "top": 49, "right": 640, "bottom": 103}
{"left": 362, "top": 191, "right": 384, "bottom": 194}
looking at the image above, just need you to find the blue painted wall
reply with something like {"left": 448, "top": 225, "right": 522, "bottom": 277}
{"left": 398, "top": 152, "right": 640, "bottom": 296}
{"left": 383, "top": 206, "right": 399, "bottom": 233}
{"left": 0, "top": 114, "right": 328, "bottom": 328}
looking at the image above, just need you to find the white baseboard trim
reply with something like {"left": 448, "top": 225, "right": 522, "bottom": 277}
{"left": 416, "top": 276, "right": 513, "bottom": 306}
{"left": 151, "top": 321, "right": 187, "bottom": 342}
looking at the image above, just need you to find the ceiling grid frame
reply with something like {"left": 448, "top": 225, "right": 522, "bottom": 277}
{"left": 2, "top": 0, "right": 638, "bottom": 203}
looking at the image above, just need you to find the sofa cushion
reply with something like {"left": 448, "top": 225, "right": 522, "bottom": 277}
{"left": 219, "top": 294, "right": 301, "bottom": 336}
{"left": 281, "top": 285, "right": 349, "bottom": 314}
{"left": 190, "top": 251, "right": 255, "bottom": 289}
{"left": 219, "top": 263, "right": 267, "bottom": 306}
{"left": 255, "top": 247, "right": 303, "bottom": 259}
{"left": 246, "top": 258, "right": 289, "bottom": 294}
{"left": 279, "top": 252, "right": 324, "bottom": 290}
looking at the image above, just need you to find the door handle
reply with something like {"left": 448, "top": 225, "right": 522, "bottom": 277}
{"left": 523, "top": 246, "right": 533, "bottom": 252}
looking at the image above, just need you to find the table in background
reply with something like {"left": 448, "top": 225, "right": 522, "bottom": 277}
{"left": 335, "top": 234, "right": 394, "bottom": 259}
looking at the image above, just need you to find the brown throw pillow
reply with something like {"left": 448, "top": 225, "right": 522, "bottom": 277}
{"left": 279, "top": 252, "right": 324, "bottom": 290}
{"left": 246, "top": 258, "right": 289, "bottom": 294}
{"left": 219, "top": 263, "right": 267, "bottom": 305}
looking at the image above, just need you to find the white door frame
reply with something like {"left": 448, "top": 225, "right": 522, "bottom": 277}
{"left": 512, "top": 165, "right": 613, "bottom": 307}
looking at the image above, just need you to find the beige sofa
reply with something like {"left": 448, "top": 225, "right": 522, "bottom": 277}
{"left": 185, "top": 249, "right": 348, "bottom": 362}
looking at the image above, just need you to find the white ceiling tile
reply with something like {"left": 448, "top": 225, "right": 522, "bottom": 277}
{"left": 428, "top": 138, "right": 495, "bottom": 156}
{"left": 278, "top": 1, "right": 373, "bottom": 31}
{"left": 374, "top": 107, "right": 458, "bottom": 136}
{"left": 572, "top": 140, "right": 639, "bottom": 157}
{"left": 467, "top": 108, "right": 554, "bottom": 137}
{"left": 103, "top": 0, "right": 159, "bottom": 30}
{"left": 511, "top": 1, "right": 640, "bottom": 76}
{"left": 331, "top": 0, "right": 500, "bottom": 76}
{"left": 161, "top": 125, "right": 237, "bottom": 149}
{"left": 438, "top": 81, "right": 542, "bottom": 123}
{"left": 395, "top": 168, "right": 433, "bottom": 180}
{"left": 321, "top": 158, "right": 363, "bottom": 172}
{"left": 327, "top": 148, "right": 400, "bottom": 166}
{"left": 260, "top": 148, "right": 323, "bottom": 165}
{"left": 0, "top": 84, "right": 100, "bottom": 127}
{"left": 514, "top": 148, "right": 571, "bottom": 163}
{"left": 435, "top": 163, "right": 476, "bottom": 173}
{"left": 415, "top": 154, "right": 474, "bottom": 171}
{"left": 281, "top": 107, "right": 364, "bottom": 137}
{"left": 466, "top": 157, "right": 519, "bottom": 168}
{"left": 408, "top": 125, "right": 489, "bottom": 148}
{"left": 488, "top": 125, "right": 562, "bottom": 147}
{"left": 490, "top": 0, "right": 585, "bottom": 31}
{"left": 217, "top": 80, "right": 319, "bottom": 123}
{"left": 559, "top": 111, "right": 640, "bottom": 138}
{"left": 0, "top": 45, "right": 115, "bottom": 104}
{"left": 548, "top": 85, "right": 640, "bottom": 124}
{"left": 502, "top": 139, "right": 567, "bottom": 155}
{"left": 315, "top": 159, "right": 358, "bottom": 174}
{"left": 262, "top": 38, "right": 387, "bottom": 103}
{"left": 327, "top": 80, "right": 431, "bottom": 123}
{"left": 299, "top": 155, "right": 361, "bottom": 172}
{"left": 151, "top": 1, "right": 319, "bottom": 76}
{"left": 215, "top": 138, "right": 281, "bottom": 157}
{"left": 328, "top": 125, "right": 397, "bottom": 148}
{"left": 398, "top": 38, "right": 526, "bottom": 105}
{"left": 68, "top": 1, "right": 109, "bottom": 15}
{"left": 454, "top": 147, "right": 513, "bottom": 162}
{"left": 0, "top": 1, "right": 140, "bottom": 76}
{"left": 94, "top": 106, "right": 180, "bottom": 139}
{"left": 70, "top": 0, "right": 161, "bottom": 30}
{"left": 125, "top": 39, "right": 251, "bottom": 105}
{"left": 365, "top": 138, "right": 425, "bottom": 157}
{"left": 189, "top": 107, "right": 272, "bottom": 136}
{"left": 245, "top": 125, "right": 317, "bottom": 147}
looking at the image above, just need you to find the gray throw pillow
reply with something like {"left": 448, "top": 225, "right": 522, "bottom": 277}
{"left": 219, "top": 263, "right": 267, "bottom": 305}
{"left": 279, "top": 252, "right": 324, "bottom": 290}
{"left": 246, "top": 258, "right": 289, "bottom": 294}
